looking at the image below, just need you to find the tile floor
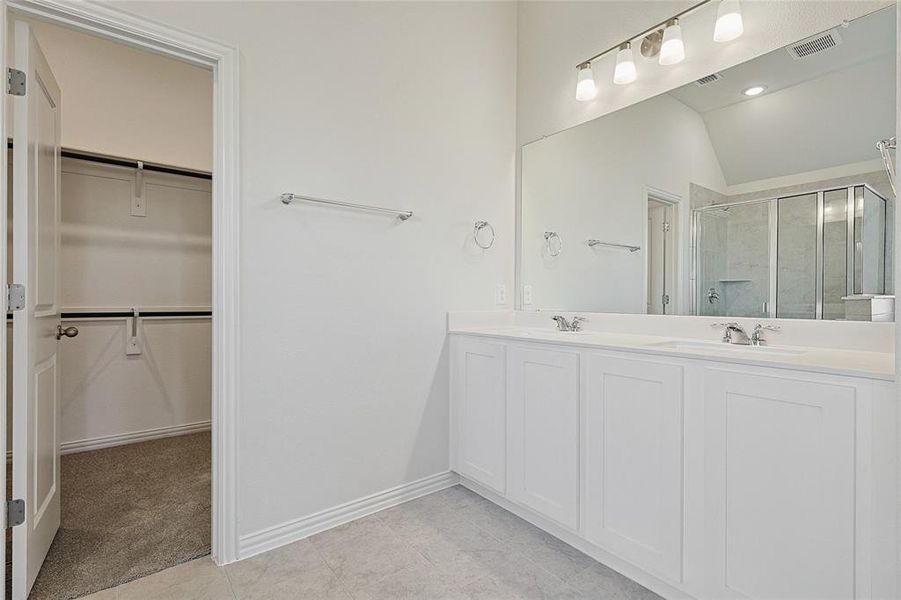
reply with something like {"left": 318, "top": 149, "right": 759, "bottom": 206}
{"left": 79, "top": 485, "right": 662, "bottom": 600}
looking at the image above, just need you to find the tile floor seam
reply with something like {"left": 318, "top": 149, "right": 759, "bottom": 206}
{"left": 306, "top": 527, "right": 360, "bottom": 599}
{"left": 220, "top": 561, "right": 239, "bottom": 600}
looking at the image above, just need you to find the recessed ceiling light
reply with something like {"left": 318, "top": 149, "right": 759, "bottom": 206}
{"left": 743, "top": 85, "right": 767, "bottom": 96}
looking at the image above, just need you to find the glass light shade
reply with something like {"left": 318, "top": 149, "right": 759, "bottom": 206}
{"left": 714, "top": 0, "right": 744, "bottom": 42}
{"left": 613, "top": 43, "right": 637, "bottom": 85}
{"left": 659, "top": 19, "right": 685, "bottom": 66}
{"left": 575, "top": 64, "right": 598, "bottom": 101}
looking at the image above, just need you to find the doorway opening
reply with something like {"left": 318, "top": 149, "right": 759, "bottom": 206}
{"left": 4, "top": 14, "right": 219, "bottom": 600}
{"left": 646, "top": 193, "right": 678, "bottom": 315}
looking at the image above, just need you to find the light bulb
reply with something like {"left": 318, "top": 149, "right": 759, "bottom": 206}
{"left": 742, "top": 85, "right": 766, "bottom": 96}
{"left": 575, "top": 63, "right": 597, "bottom": 101}
{"left": 659, "top": 19, "right": 685, "bottom": 66}
{"left": 714, "top": 0, "right": 744, "bottom": 42}
{"left": 613, "top": 43, "right": 637, "bottom": 85}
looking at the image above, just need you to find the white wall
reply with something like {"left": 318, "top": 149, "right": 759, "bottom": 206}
{"left": 23, "top": 19, "right": 212, "bottom": 172}
{"left": 522, "top": 94, "right": 725, "bottom": 313}
{"left": 103, "top": 0, "right": 516, "bottom": 544}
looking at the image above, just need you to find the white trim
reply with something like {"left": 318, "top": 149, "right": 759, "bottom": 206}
{"left": 459, "top": 475, "right": 695, "bottom": 600}
{"left": 239, "top": 471, "right": 460, "bottom": 560}
{"left": 2, "top": 0, "right": 241, "bottom": 566}
{"left": 643, "top": 186, "right": 682, "bottom": 317}
{"left": 60, "top": 421, "right": 212, "bottom": 455}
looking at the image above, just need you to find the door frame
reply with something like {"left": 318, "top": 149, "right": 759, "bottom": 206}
{"left": 642, "top": 186, "right": 680, "bottom": 315}
{"left": 0, "top": 0, "right": 242, "bottom": 570}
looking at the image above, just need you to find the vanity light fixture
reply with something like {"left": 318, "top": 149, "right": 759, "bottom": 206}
{"left": 576, "top": 63, "right": 598, "bottom": 101}
{"left": 714, "top": 0, "right": 744, "bottom": 42}
{"left": 574, "top": 0, "right": 745, "bottom": 100}
{"left": 742, "top": 85, "right": 766, "bottom": 96}
{"left": 613, "top": 43, "right": 637, "bottom": 85}
{"left": 659, "top": 19, "right": 685, "bottom": 65}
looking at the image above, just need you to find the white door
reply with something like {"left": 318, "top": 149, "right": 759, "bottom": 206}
{"left": 451, "top": 337, "right": 507, "bottom": 493}
{"left": 508, "top": 346, "right": 580, "bottom": 530}
{"left": 11, "top": 21, "right": 64, "bottom": 599}
{"left": 647, "top": 200, "right": 673, "bottom": 315}
{"left": 704, "top": 368, "right": 855, "bottom": 599}
{"left": 583, "top": 353, "right": 683, "bottom": 582}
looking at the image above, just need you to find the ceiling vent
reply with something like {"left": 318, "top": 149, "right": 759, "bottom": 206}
{"left": 787, "top": 29, "right": 843, "bottom": 59}
{"left": 695, "top": 73, "right": 723, "bottom": 86}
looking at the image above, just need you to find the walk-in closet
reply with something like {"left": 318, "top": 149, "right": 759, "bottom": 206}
{"left": 5, "top": 16, "right": 213, "bottom": 600}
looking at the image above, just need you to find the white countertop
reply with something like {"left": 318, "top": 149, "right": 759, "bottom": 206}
{"left": 449, "top": 326, "right": 895, "bottom": 382}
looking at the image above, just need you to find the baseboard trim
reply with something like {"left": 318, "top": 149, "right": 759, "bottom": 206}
{"left": 239, "top": 470, "right": 460, "bottom": 560}
{"left": 458, "top": 475, "right": 697, "bottom": 600}
{"left": 60, "top": 420, "right": 212, "bottom": 455}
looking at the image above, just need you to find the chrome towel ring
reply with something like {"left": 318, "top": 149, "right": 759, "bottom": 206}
{"left": 544, "top": 231, "right": 563, "bottom": 257}
{"left": 474, "top": 220, "right": 495, "bottom": 249}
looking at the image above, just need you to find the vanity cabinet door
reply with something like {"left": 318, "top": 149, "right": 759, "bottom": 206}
{"left": 508, "top": 345, "right": 580, "bottom": 530}
{"left": 584, "top": 353, "right": 684, "bottom": 583}
{"left": 704, "top": 368, "right": 855, "bottom": 600}
{"left": 450, "top": 337, "right": 507, "bottom": 493}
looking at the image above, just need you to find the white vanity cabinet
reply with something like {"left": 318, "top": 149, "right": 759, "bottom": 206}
{"left": 449, "top": 331, "right": 896, "bottom": 600}
{"left": 583, "top": 352, "right": 685, "bottom": 583}
{"left": 507, "top": 345, "right": 581, "bottom": 530}
{"left": 449, "top": 337, "right": 507, "bottom": 493}
{"left": 703, "top": 368, "right": 857, "bottom": 600}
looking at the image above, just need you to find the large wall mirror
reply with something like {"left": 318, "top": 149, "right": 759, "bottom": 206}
{"left": 520, "top": 5, "right": 896, "bottom": 322}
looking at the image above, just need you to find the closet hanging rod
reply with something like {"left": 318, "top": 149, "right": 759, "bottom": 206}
{"left": 6, "top": 141, "right": 212, "bottom": 180}
{"left": 587, "top": 239, "right": 641, "bottom": 253}
{"left": 281, "top": 192, "right": 413, "bottom": 221}
{"left": 6, "top": 310, "right": 212, "bottom": 320}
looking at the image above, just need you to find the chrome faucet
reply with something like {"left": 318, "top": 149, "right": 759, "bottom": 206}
{"left": 750, "top": 323, "right": 780, "bottom": 346}
{"left": 713, "top": 322, "right": 750, "bottom": 345}
{"left": 552, "top": 315, "right": 571, "bottom": 331}
{"left": 552, "top": 315, "right": 587, "bottom": 332}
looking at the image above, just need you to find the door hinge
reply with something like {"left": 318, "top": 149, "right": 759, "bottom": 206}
{"left": 663, "top": 221, "right": 671, "bottom": 232}
{"left": 6, "top": 284, "right": 25, "bottom": 312}
{"left": 6, "top": 499, "right": 24, "bottom": 528}
{"left": 662, "top": 293, "right": 670, "bottom": 305}
{"left": 7, "top": 68, "right": 25, "bottom": 96}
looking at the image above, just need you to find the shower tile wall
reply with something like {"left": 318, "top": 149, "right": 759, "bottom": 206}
{"left": 776, "top": 194, "right": 818, "bottom": 319}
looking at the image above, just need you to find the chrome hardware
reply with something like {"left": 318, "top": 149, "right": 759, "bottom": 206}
{"left": 553, "top": 315, "right": 586, "bottom": 332}
{"left": 473, "top": 220, "right": 495, "bottom": 249}
{"left": 552, "top": 315, "right": 571, "bottom": 331}
{"left": 7, "top": 68, "right": 25, "bottom": 96}
{"left": 750, "top": 323, "right": 781, "bottom": 346}
{"left": 56, "top": 325, "right": 79, "bottom": 340}
{"left": 587, "top": 239, "right": 641, "bottom": 253}
{"left": 280, "top": 192, "right": 413, "bottom": 221}
{"left": 544, "top": 231, "right": 563, "bottom": 257}
{"left": 706, "top": 287, "right": 720, "bottom": 304}
{"left": 6, "top": 499, "right": 24, "bottom": 528}
{"left": 712, "top": 322, "right": 750, "bottom": 345}
{"left": 6, "top": 284, "right": 25, "bottom": 312}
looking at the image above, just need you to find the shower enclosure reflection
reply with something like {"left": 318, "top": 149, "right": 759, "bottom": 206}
{"left": 695, "top": 184, "right": 892, "bottom": 320}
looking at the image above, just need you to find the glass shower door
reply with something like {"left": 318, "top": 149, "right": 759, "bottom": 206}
{"left": 776, "top": 193, "right": 818, "bottom": 319}
{"left": 696, "top": 202, "right": 770, "bottom": 318}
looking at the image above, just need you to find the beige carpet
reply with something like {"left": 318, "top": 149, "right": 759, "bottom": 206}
{"left": 26, "top": 431, "right": 211, "bottom": 600}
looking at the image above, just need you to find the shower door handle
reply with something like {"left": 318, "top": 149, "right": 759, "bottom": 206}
{"left": 56, "top": 325, "right": 79, "bottom": 340}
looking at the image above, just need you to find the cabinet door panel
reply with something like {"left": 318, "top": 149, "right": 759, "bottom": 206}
{"left": 705, "top": 369, "right": 855, "bottom": 600}
{"left": 451, "top": 338, "right": 506, "bottom": 493}
{"left": 584, "top": 353, "right": 684, "bottom": 582}
{"left": 508, "top": 346, "right": 580, "bottom": 530}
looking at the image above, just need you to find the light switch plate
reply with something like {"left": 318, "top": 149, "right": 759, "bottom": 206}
{"left": 495, "top": 284, "right": 507, "bottom": 305}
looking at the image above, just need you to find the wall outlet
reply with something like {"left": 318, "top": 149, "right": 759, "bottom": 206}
{"left": 523, "top": 284, "right": 533, "bottom": 305}
{"left": 495, "top": 284, "right": 507, "bottom": 305}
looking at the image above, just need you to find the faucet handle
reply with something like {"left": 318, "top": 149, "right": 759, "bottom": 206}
{"left": 571, "top": 316, "right": 587, "bottom": 331}
{"left": 754, "top": 323, "right": 781, "bottom": 332}
{"left": 711, "top": 322, "right": 738, "bottom": 328}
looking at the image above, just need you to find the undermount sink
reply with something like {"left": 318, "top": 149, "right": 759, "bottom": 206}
{"left": 647, "top": 340, "right": 806, "bottom": 358}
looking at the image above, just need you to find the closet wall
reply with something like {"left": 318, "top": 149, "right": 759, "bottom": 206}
{"left": 6, "top": 19, "right": 213, "bottom": 452}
